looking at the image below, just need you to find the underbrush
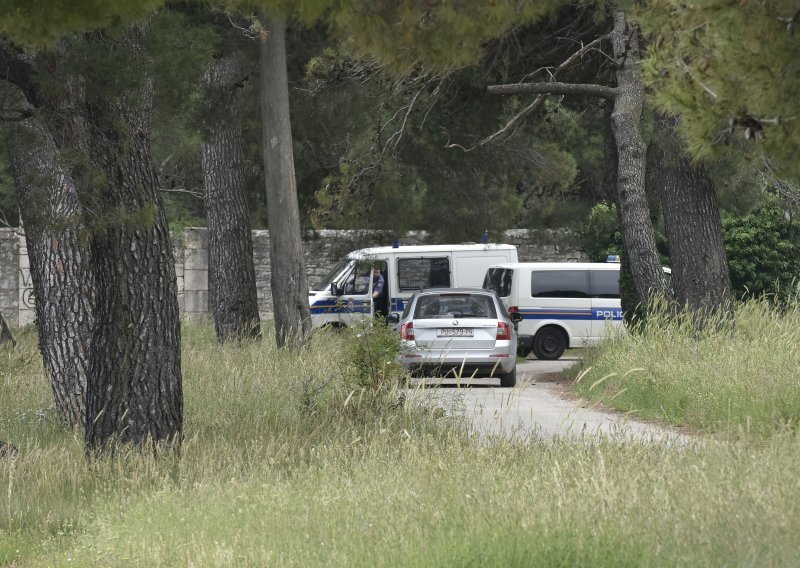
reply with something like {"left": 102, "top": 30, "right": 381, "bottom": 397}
{"left": 572, "top": 298, "right": 800, "bottom": 438}
{"left": 1, "top": 319, "right": 799, "bottom": 566}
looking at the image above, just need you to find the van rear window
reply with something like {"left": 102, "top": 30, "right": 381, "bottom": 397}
{"left": 589, "top": 270, "right": 620, "bottom": 298}
{"left": 531, "top": 270, "right": 590, "bottom": 298}
{"left": 483, "top": 268, "right": 513, "bottom": 297}
{"left": 398, "top": 257, "right": 450, "bottom": 291}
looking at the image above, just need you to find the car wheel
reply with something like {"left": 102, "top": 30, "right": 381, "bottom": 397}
{"left": 500, "top": 366, "right": 517, "bottom": 388}
{"left": 532, "top": 326, "right": 566, "bottom": 360}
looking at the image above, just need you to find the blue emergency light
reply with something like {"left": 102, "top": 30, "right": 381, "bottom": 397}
{"left": 606, "top": 255, "right": 620, "bottom": 263}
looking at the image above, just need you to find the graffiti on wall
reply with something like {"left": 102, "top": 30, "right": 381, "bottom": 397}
{"left": 19, "top": 268, "right": 35, "bottom": 309}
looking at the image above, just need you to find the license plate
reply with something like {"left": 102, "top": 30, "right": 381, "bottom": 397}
{"left": 438, "top": 328, "right": 473, "bottom": 337}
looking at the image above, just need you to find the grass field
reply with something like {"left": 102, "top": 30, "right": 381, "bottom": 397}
{"left": 1, "top": 316, "right": 799, "bottom": 566}
{"left": 573, "top": 298, "right": 800, "bottom": 439}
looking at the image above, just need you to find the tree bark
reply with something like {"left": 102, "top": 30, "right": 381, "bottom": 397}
{"left": 81, "top": 33, "right": 182, "bottom": 452}
{"left": 609, "top": 11, "right": 666, "bottom": 305}
{"left": 649, "top": 113, "right": 734, "bottom": 319}
{"left": 259, "top": 15, "right": 312, "bottom": 348}
{"left": 6, "top": 115, "right": 94, "bottom": 426}
{"left": 201, "top": 53, "right": 261, "bottom": 342}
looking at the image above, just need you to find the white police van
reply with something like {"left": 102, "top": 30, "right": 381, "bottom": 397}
{"left": 310, "top": 243, "right": 518, "bottom": 328}
{"left": 483, "top": 260, "right": 650, "bottom": 360}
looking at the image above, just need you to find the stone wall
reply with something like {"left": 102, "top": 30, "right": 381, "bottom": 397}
{"left": 0, "top": 227, "right": 587, "bottom": 325}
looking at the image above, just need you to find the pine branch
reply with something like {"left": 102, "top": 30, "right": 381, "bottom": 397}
{"left": 487, "top": 82, "right": 617, "bottom": 99}
{"left": 445, "top": 34, "right": 612, "bottom": 152}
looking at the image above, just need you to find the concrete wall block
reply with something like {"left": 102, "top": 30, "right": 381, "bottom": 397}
{"left": 184, "top": 290, "right": 208, "bottom": 314}
{"left": 185, "top": 249, "right": 208, "bottom": 270}
{"left": 183, "top": 228, "right": 209, "bottom": 250}
{"left": 184, "top": 269, "right": 208, "bottom": 291}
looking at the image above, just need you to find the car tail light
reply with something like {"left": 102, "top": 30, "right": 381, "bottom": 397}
{"left": 508, "top": 306, "right": 519, "bottom": 314}
{"left": 496, "top": 321, "right": 512, "bottom": 340}
{"left": 400, "top": 322, "right": 415, "bottom": 341}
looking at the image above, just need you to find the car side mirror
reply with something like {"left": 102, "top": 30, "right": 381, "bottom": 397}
{"left": 511, "top": 312, "right": 523, "bottom": 324}
{"left": 330, "top": 283, "right": 341, "bottom": 296}
{"left": 386, "top": 313, "right": 400, "bottom": 325}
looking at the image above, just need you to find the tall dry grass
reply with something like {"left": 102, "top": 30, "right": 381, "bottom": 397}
{"left": 1, "top": 320, "right": 799, "bottom": 566}
{"left": 574, "top": 297, "right": 800, "bottom": 438}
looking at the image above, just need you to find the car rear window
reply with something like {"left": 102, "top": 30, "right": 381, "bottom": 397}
{"left": 414, "top": 294, "right": 497, "bottom": 319}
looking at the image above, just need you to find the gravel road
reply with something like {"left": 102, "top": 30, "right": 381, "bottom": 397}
{"left": 408, "top": 357, "right": 690, "bottom": 444}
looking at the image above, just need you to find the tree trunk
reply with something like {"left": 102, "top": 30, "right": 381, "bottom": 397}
{"left": 649, "top": 113, "right": 734, "bottom": 320}
{"left": 258, "top": 15, "right": 312, "bottom": 348}
{"left": 6, "top": 115, "right": 94, "bottom": 426}
{"left": 82, "top": 34, "right": 182, "bottom": 452}
{"left": 201, "top": 53, "right": 261, "bottom": 342}
{"left": 609, "top": 11, "right": 666, "bottom": 306}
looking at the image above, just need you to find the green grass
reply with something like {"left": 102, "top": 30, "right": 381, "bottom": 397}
{"left": 572, "top": 298, "right": 800, "bottom": 438}
{"left": 1, "top": 319, "right": 799, "bottom": 566}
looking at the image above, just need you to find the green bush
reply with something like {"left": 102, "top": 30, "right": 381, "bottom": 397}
{"left": 577, "top": 202, "right": 623, "bottom": 262}
{"left": 341, "top": 316, "right": 405, "bottom": 391}
{"left": 723, "top": 204, "right": 800, "bottom": 299}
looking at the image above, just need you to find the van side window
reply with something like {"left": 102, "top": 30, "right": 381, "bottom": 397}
{"left": 484, "top": 268, "right": 513, "bottom": 297}
{"left": 398, "top": 257, "right": 451, "bottom": 291}
{"left": 589, "top": 270, "right": 621, "bottom": 298}
{"left": 531, "top": 270, "right": 590, "bottom": 298}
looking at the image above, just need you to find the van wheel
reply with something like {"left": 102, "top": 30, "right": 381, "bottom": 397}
{"left": 500, "top": 366, "right": 517, "bottom": 388}
{"left": 533, "top": 327, "right": 566, "bottom": 360}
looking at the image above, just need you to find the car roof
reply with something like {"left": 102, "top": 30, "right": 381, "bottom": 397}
{"left": 346, "top": 243, "right": 516, "bottom": 258}
{"left": 487, "top": 262, "right": 621, "bottom": 271}
{"left": 414, "top": 287, "right": 495, "bottom": 295}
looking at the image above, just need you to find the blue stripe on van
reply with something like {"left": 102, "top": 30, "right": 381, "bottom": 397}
{"left": 309, "top": 299, "right": 371, "bottom": 315}
{"left": 518, "top": 307, "right": 624, "bottom": 321}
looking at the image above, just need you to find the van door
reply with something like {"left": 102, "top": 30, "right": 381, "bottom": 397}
{"left": 337, "top": 261, "right": 373, "bottom": 324}
{"left": 589, "top": 267, "right": 623, "bottom": 343}
{"left": 530, "top": 269, "right": 592, "bottom": 344}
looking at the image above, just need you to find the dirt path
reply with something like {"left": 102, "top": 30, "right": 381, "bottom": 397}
{"left": 408, "top": 357, "right": 691, "bottom": 444}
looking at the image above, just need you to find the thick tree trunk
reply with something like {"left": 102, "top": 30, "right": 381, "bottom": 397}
{"left": 259, "top": 15, "right": 312, "bottom": 348}
{"left": 82, "top": 34, "right": 182, "bottom": 452}
{"left": 6, "top": 116, "right": 94, "bottom": 426}
{"left": 609, "top": 11, "right": 666, "bottom": 305}
{"left": 201, "top": 53, "right": 261, "bottom": 342}
{"left": 649, "top": 114, "right": 734, "bottom": 319}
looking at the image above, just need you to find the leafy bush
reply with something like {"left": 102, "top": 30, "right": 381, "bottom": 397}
{"left": 577, "top": 202, "right": 623, "bottom": 262}
{"left": 723, "top": 205, "right": 800, "bottom": 299}
{"left": 341, "top": 316, "right": 405, "bottom": 391}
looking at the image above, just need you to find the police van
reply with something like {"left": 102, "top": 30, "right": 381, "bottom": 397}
{"left": 310, "top": 243, "right": 518, "bottom": 328}
{"left": 483, "top": 260, "right": 664, "bottom": 360}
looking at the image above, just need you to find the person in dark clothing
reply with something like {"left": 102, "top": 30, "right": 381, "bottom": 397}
{"left": 372, "top": 266, "right": 387, "bottom": 318}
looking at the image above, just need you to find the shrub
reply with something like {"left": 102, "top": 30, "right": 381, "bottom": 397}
{"left": 341, "top": 316, "right": 405, "bottom": 391}
{"left": 723, "top": 204, "right": 800, "bottom": 300}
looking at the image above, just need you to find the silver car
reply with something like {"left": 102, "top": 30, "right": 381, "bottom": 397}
{"left": 388, "top": 288, "right": 522, "bottom": 387}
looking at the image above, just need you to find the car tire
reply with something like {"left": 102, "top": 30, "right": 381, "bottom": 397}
{"left": 532, "top": 326, "right": 566, "bottom": 360}
{"left": 500, "top": 366, "right": 517, "bottom": 388}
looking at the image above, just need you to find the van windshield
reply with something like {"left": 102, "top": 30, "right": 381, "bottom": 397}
{"left": 313, "top": 259, "right": 352, "bottom": 291}
{"left": 483, "top": 268, "right": 513, "bottom": 297}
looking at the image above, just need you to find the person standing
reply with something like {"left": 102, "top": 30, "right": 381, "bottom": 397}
{"left": 372, "top": 266, "right": 387, "bottom": 317}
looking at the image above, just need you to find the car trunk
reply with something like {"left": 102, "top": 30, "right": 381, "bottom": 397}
{"left": 412, "top": 318, "right": 498, "bottom": 349}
